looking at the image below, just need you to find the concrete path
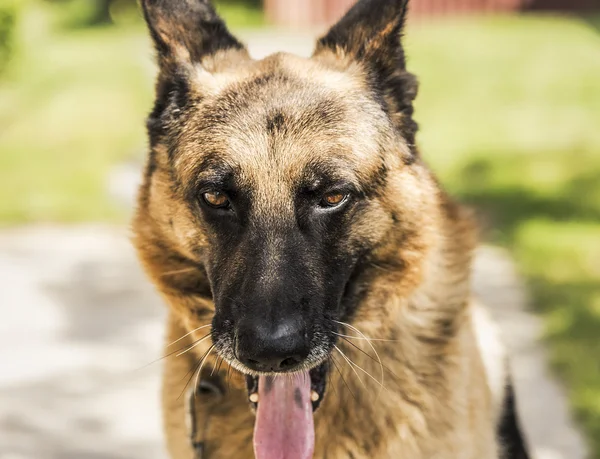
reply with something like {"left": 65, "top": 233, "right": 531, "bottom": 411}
{"left": 0, "top": 227, "right": 166, "bottom": 459}
{"left": 473, "top": 247, "right": 589, "bottom": 459}
{"left": 0, "top": 226, "right": 588, "bottom": 459}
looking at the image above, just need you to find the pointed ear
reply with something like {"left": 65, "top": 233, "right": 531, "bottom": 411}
{"left": 315, "top": 0, "right": 418, "bottom": 154}
{"left": 141, "top": 0, "right": 248, "bottom": 148}
{"left": 141, "top": 0, "right": 246, "bottom": 73}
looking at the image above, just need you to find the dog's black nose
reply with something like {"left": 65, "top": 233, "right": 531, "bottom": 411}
{"left": 236, "top": 317, "right": 309, "bottom": 372}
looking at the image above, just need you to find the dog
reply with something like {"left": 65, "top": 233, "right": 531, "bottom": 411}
{"left": 132, "top": 0, "right": 531, "bottom": 457}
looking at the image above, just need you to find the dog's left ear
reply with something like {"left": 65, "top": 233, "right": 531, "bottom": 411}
{"left": 315, "top": 0, "right": 418, "bottom": 154}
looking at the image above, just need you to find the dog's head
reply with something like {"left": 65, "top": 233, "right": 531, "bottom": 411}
{"left": 136, "top": 0, "right": 431, "bottom": 398}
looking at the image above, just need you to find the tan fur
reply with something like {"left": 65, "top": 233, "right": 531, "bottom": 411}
{"left": 133, "top": 1, "right": 507, "bottom": 457}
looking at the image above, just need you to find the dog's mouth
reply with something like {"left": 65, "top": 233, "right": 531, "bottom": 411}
{"left": 244, "top": 362, "right": 328, "bottom": 459}
{"left": 245, "top": 362, "right": 328, "bottom": 411}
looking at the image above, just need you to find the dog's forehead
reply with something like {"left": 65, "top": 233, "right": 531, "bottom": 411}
{"left": 178, "top": 52, "right": 390, "bottom": 195}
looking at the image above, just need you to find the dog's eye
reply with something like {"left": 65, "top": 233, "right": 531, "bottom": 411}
{"left": 320, "top": 192, "right": 347, "bottom": 208}
{"left": 203, "top": 191, "right": 230, "bottom": 209}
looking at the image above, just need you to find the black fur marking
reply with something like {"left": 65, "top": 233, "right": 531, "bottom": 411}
{"left": 306, "top": 99, "right": 345, "bottom": 127}
{"left": 362, "top": 161, "right": 389, "bottom": 198}
{"left": 249, "top": 73, "right": 278, "bottom": 88}
{"left": 498, "top": 381, "right": 531, "bottom": 459}
{"left": 194, "top": 151, "right": 235, "bottom": 180}
{"left": 339, "top": 253, "right": 375, "bottom": 323}
{"left": 146, "top": 79, "right": 170, "bottom": 147}
{"left": 214, "top": 73, "right": 289, "bottom": 116}
{"left": 146, "top": 73, "right": 190, "bottom": 156}
{"left": 403, "top": 148, "right": 418, "bottom": 165}
{"left": 144, "top": 150, "right": 159, "bottom": 182}
{"left": 266, "top": 111, "right": 286, "bottom": 133}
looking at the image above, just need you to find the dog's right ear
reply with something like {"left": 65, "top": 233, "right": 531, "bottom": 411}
{"left": 141, "top": 0, "right": 248, "bottom": 147}
{"left": 141, "top": 0, "right": 246, "bottom": 73}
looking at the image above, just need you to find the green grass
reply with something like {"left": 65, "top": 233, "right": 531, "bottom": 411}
{"left": 1, "top": 8, "right": 599, "bottom": 454}
{"left": 0, "top": 4, "right": 150, "bottom": 223}
{"left": 407, "top": 15, "right": 600, "bottom": 456}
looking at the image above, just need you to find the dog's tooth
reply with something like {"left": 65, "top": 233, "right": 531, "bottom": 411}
{"left": 310, "top": 390, "right": 320, "bottom": 402}
{"left": 249, "top": 393, "right": 259, "bottom": 403}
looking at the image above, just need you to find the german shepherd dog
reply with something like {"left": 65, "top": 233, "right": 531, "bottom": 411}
{"left": 133, "top": 0, "right": 531, "bottom": 457}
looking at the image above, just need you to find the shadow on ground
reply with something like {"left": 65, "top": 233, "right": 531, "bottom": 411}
{"left": 449, "top": 151, "right": 600, "bottom": 455}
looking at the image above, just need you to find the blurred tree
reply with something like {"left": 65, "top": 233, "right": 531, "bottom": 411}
{"left": 43, "top": 0, "right": 135, "bottom": 26}
{"left": 0, "top": 0, "right": 17, "bottom": 74}
{"left": 93, "top": 0, "right": 112, "bottom": 24}
{"left": 44, "top": 0, "right": 262, "bottom": 27}
{"left": 219, "top": 0, "right": 262, "bottom": 5}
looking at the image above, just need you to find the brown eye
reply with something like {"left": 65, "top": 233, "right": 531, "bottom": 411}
{"left": 203, "top": 191, "right": 230, "bottom": 209}
{"left": 321, "top": 192, "right": 347, "bottom": 208}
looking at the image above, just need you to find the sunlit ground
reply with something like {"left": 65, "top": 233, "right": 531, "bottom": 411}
{"left": 0, "top": 2, "right": 599, "bottom": 455}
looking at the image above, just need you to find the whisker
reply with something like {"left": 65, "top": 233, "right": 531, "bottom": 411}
{"left": 211, "top": 355, "right": 223, "bottom": 377}
{"left": 176, "top": 334, "right": 212, "bottom": 357}
{"left": 215, "top": 355, "right": 225, "bottom": 376}
{"left": 369, "top": 262, "right": 394, "bottom": 273}
{"left": 339, "top": 336, "right": 377, "bottom": 363}
{"left": 339, "top": 349, "right": 386, "bottom": 391}
{"left": 226, "top": 361, "right": 233, "bottom": 391}
{"left": 326, "top": 357, "right": 338, "bottom": 399}
{"left": 334, "top": 345, "right": 367, "bottom": 390}
{"left": 333, "top": 320, "right": 386, "bottom": 399}
{"left": 333, "top": 331, "right": 398, "bottom": 342}
{"left": 194, "top": 345, "right": 216, "bottom": 400}
{"left": 330, "top": 354, "right": 355, "bottom": 400}
{"left": 178, "top": 344, "right": 215, "bottom": 401}
{"left": 160, "top": 267, "right": 199, "bottom": 277}
{"left": 338, "top": 336, "right": 399, "bottom": 381}
{"left": 167, "top": 324, "right": 212, "bottom": 348}
{"left": 342, "top": 338, "right": 400, "bottom": 379}
{"left": 138, "top": 333, "right": 211, "bottom": 370}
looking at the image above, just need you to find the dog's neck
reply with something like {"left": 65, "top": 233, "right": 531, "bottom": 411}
{"left": 349, "top": 196, "right": 476, "bottom": 342}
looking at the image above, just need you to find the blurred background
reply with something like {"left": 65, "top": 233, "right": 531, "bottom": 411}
{"left": 0, "top": 0, "right": 598, "bottom": 458}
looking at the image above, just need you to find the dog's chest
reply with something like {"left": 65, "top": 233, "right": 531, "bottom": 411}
{"left": 193, "top": 392, "right": 498, "bottom": 459}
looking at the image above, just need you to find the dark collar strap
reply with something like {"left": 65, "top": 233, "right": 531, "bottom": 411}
{"left": 186, "top": 373, "right": 225, "bottom": 459}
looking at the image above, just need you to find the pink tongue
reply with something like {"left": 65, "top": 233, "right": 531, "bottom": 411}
{"left": 253, "top": 372, "right": 315, "bottom": 459}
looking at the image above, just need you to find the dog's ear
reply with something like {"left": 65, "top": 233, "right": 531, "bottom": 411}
{"left": 141, "top": 0, "right": 248, "bottom": 147}
{"left": 141, "top": 0, "right": 245, "bottom": 72}
{"left": 315, "top": 0, "right": 418, "bottom": 155}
